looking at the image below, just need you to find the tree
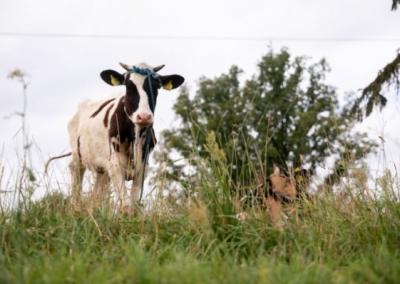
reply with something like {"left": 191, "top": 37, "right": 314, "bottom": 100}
{"left": 393, "top": 0, "right": 400, "bottom": 10}
{"left": 351, "top": 52, "right": 399, "bottom": 119}
{"left": 351, "top": 1, "right": 399, "bottom": 119}
{"left": 153, "top": 48, "right": 376, "bottom": 194}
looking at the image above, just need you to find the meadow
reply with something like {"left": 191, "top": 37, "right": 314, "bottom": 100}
{"left": 1, "top": 156, "right": 399, "bottom": 284}
{"left": 1, "top": 1, "right": 399, "bottom": 283}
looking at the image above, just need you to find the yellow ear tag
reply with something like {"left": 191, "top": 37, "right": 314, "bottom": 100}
{"left": 110, "top": 75, "right": 120, "bottom": 86}
{"left": 163, "top": 80, "right": 173, "bottom": 90}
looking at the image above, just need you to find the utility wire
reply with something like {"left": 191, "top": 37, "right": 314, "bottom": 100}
{"left": 1, "top": 32, "right": 400, "bottom": 42}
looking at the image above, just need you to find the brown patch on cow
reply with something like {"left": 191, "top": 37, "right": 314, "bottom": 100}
{"left": 77, "top": 136, "right": 82, "bottom": 161}
{"left": 90, "top": 98, "right": 115, "bottom": 118}
{"left": 109, "top": 97, "right": 135, "bottom": 145}
{"left": 108, "top": 97, "right": 136, "bottom": 155}
{"left": 103, "top": 103, "right": 114, "bottom": 127}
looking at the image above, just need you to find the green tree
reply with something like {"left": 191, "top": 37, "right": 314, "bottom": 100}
{"left": 393, "top": 0, "right": 400, "bottom": 10}
{"left": 351, "top": 1, "right": 399, "bottom": 119}
{"left": 352, "top": 52, "right": 399, "bottom": 120}
{"left": 154, "top": 48, "right": 376, "bottom": 193}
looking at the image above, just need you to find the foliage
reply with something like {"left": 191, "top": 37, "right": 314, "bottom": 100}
{"left": 352, "top": 52, "right": 400, "bottom": 119}
{"left": 351, "top": 2, "right": 400, "bottom": 119}
{"left": 393, "top": 0, "right": 400, "bottom": 10}
{"left": 154, "top": 48, "right": 376, "bottom": 193}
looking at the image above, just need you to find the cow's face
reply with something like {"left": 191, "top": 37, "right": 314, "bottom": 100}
{"left": 100, "top": 63, "right": 184, "bottom": 127}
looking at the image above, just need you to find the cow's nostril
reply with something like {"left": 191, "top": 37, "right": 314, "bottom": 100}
{"left": 137, "top": 114, "right": 142, "bottom": 121}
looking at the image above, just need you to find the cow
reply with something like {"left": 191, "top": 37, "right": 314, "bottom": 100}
{"left": 47, "top": 63, "right": 184, "bottom": 210}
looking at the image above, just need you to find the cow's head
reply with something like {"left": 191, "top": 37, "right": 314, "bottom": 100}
{"left": 100, "top": 63, "right": 184, "bottom": 127}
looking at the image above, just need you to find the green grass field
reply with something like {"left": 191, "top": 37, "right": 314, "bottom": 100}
{"left": 1, "top": 170, "right": 400, "bottom": 284}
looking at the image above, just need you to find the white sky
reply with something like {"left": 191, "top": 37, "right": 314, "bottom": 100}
{"left": 0, "top": 0, "right": 400, "bottom": 198}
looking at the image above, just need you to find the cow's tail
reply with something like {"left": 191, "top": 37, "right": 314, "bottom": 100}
{"left": 44, "top": 152, "right": 72, "bottom": 174}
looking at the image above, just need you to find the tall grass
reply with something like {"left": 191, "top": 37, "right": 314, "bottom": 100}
{"left": 1, "top": 134, "right": 400, "bottom": 283}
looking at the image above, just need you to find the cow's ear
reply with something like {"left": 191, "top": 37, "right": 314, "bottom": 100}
{"left": 100, "top": 70, "right": 124, "bottom": 86}
{"left": 160, "top": 75, "right": 185, "bottom": 90}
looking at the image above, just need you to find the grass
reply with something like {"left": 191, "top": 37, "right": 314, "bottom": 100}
{"left": 1, "top": 135, "right": 400, "bottom": 283}
{"left": 1, "top": 173, "right": 400, "bottom": 284}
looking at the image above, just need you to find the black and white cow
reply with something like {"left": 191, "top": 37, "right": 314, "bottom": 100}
{"left": 66, "top": 63, "right": 184, "bottom": 208}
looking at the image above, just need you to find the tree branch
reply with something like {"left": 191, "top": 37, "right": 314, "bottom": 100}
{"left": 392, "top": 0, "right": 400, "bottom": 10}
{"left": 352, "top": 52, "right": 400, "bottom": 119}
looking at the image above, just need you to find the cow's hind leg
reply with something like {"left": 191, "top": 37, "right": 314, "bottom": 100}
{"left": 69, "top": 157, "right": 85, "bottom": 211}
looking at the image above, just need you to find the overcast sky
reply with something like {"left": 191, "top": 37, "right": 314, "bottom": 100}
{"left": 1, "top": 0, "right": 400, "bottom": 195}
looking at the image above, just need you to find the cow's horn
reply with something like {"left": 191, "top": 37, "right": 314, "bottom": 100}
{"left": 153, "top": 64, "right": 165, "bottom": 72}
{"left": 119, "top": 62, "right": 131, "bottom": 71}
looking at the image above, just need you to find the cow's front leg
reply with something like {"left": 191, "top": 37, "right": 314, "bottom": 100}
{"left": 109, "top": 153, "right": 130, "bottom": 211}
{"left": 131, "top": 169, "right": 143, "bottom": 203}
{"left": 131, "top": 136, "right": 145, "bottom": 204}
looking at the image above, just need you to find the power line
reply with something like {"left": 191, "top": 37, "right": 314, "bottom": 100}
{"left": 1, "top": 32, "right": 400, "bottom": 42}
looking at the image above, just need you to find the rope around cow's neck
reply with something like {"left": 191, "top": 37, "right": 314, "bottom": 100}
{"left": 129, "top": 66, "right": 160, "bottom": 203}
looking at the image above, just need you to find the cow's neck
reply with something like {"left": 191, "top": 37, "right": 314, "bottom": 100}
{"left": 109, "top": 97, "right": 134, "bottom": 147}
